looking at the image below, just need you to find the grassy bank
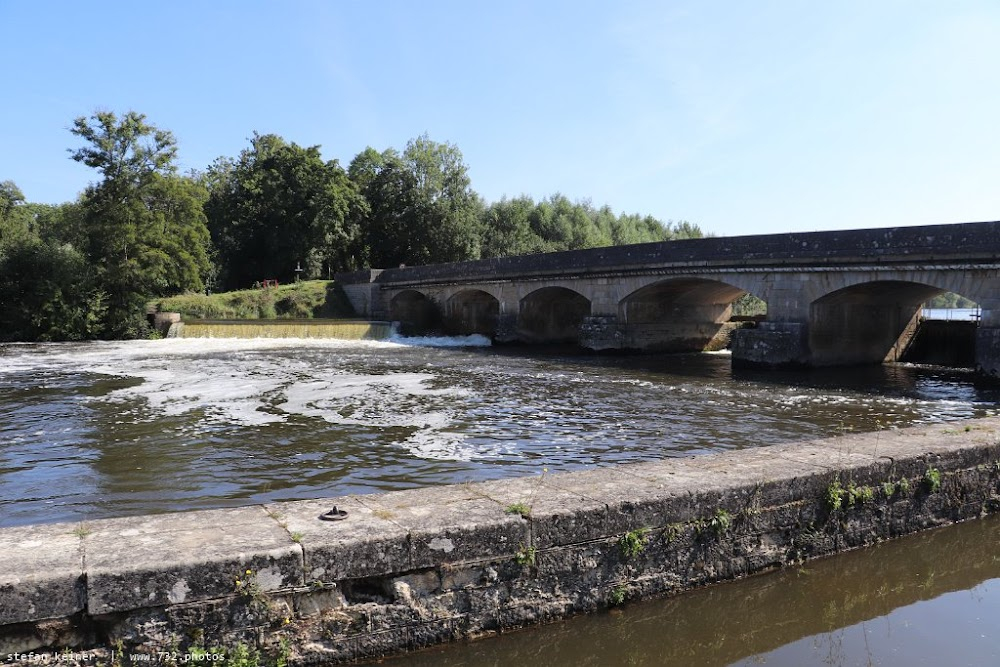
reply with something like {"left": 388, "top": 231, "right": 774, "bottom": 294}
{"left": 150, "top": 280, "right": 357, "bottom": 320}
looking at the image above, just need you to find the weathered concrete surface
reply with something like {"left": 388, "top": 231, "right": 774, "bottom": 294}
{"left": 84, "top": 506, "right": 304, "bottom": 616}
{"left": 0, "top": 523, "right": 84, "bottom": 626}
{"left": 2, "top": 419, "right": 1000, "bottom": 664}
{"left": 731, "top": 321, "right": 809, "bottom": 366}
{"left": 149, "top": 311, "right": 181, "bottom": 337}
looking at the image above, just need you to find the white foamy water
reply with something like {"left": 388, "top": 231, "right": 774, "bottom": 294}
{"left": 389, "top": 333, "right": 492, "bottom": 347}
{"left": 0, "top": 337, "right": 490, "bottom": 456}
{"left": 2, "top": 338, "right": 998, "bottom": 527}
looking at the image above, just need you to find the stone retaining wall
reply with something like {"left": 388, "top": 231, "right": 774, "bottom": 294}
{"left": 3, "top": 420, "right": 1000, "bottom": 665}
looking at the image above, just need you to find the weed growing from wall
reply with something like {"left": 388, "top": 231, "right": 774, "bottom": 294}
{"left": 708, "top": 509, "right": 732, "bottom": 535}
{"left": 845, "top": 483, "right": 875, "bottom": 507}
{"left": 514, "top": 545, "right": 537, "bottom": 567}
{"left": 619, "top": 528, "right": 650, "bottom": 558}
{"left": 505, "top": 502, "right": 531, "bottom": 517}
{"left": 923, "top": 467, "right": 942, "bottom": 493}
{"left": 825, "top": 479, "right": 845, "bottom": 511}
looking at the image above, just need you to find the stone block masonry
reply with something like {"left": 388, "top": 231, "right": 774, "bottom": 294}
{"left": 337, "top": 221, "right": 1000, "bottom": 375}
{"left": 3, "top": 420, "right": 1000, "bottom": 665}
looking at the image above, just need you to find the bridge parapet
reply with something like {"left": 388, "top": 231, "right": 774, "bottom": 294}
{"left": 339, "top": 221, "right": 1000, "bottom": 290}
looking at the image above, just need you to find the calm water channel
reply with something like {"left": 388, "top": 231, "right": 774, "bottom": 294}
{"left": 380, "top": 513, "right": 1000, "bottom": 667}
{"left": 1, "top": 336, "right": 999, "bottom": 527}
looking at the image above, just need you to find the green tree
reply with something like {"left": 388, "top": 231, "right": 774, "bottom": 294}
{"left": 0, "top": 236, "right": 106, "bottom": 341}
{"left": 478, "top": 193, "right": 703, "bottom": 258}
{"left": 137, "top": 175, "right": 213, "bottom": 295}
{"left": 205, "top": 133, "right": 366, "bottom": 289}
{"left": 481, "top": 196, "right": 546, "bottom": 257}
{"left": 31, "top": 200, "right": 88, "bottom": 249}
{"left": 527, "top": 194, "right": 610, "bottom": 252}
{"left": 351, "top": 135, "right": 483, "bottom": 267}
{"left": 926, "top": 292, "right": 977, "bottom": 308}
{"left": 0, "top": 182, "right": 106, "bottom": 342}
{"left": 70, "top": 110, "right": 213, "bottom": 337}
{"left": 0, "top": 180, "right": 33, "bottom": 245}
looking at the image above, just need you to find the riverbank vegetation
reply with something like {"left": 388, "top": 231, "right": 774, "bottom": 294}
{"left": 0, "top": 110, "right": 703, "bottom": 342}
{"left": 925, "top": 292, "right": 977, "bottom": 309}
{"left": 151, "top": 280, "right": 354, "bottom": 320}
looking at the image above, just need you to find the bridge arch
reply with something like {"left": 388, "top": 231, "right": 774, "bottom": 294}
{"left": 518, "top": 287, "right": 591, "bottom": 343}
{"left": 618, "top": 278, "right": 756, "bottom": 351}
{"left": 389, "top": 290, "right": 442, "bottom": 335}
{"left": 444, "top": 289, "right": 500, "bottom": 336}
{"left": 808, "top": 280, "right": 954, "bottom": 365}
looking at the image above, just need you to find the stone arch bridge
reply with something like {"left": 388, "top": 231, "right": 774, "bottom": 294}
{"left": 337, "top": 221, "right": 1000, "bottom": 376}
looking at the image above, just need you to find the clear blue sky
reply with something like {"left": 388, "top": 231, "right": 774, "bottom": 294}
{"left": 2, "top": 0, "right": 998, "bottom": 237}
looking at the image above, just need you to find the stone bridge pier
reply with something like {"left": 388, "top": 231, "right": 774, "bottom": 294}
{"left": 974, "top": 302, "right": 1000, "bottom": 379}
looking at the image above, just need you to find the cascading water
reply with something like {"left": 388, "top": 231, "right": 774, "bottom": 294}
{"left": 174, "top": 319, "right": 393, "bottom": 340}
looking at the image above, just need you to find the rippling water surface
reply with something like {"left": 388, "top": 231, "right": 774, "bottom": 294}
{"left": 1, "top": 337, "right": 998, "bottom": 526}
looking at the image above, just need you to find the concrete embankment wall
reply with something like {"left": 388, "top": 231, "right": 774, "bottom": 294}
{"left": 3, "top": 420, "right": 1000, "bottom": 665}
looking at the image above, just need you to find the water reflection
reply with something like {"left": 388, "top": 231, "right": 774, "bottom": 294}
{"left": 382, "top": 514, "right": 1000, "bottom": 666}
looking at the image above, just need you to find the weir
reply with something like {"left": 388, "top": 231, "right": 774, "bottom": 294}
{"left": 168, "top": 319, "right": 393, "bottom": 341}
{"left": 3, "top": 419, "right": 999, "bottom": 664}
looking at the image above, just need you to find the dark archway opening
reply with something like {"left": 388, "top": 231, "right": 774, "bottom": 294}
{"left": 810, "top": 281, "right": 979, "bottom": 367}
{"left": 619, "top": 278, "right": 754, "bottom": 352}
{"left": 389, "top": 290, "right": 442, "bottom": 336}
{"left": 445, "top": 290, "right": 500, "bottom": 337}
{"left": 907, "top": 292, "right": 982, "bottom": 367}
{"left": 518, "top": 287, "right": 590, "bottom": 343}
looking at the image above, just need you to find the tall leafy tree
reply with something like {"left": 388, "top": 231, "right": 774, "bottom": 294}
{"left": 205, "top": 133, "right": 366, "bottom": 289}
{"left": 0, "top": 180, "right": 105, "bottom": 342}
{"left": 31, "top": 200, "right": 88, "bottom": 249}
{"left": 0, "top": 237, "right": 105, "bottom": 341}
{"left": 350, "top": 135, "right": 483, "bottom": 267}
{"left": 137, "top": 175, "right": 213, "bottom": 295}
{"left": 70, "top": 111, "right": 213, "bottom": 337}
{"left": 478, "top": 194, "right": 703, "bottom": 259}
{"left": 0, "top": 180, "right": 32, "bottom": 245}
{"left": 481, "top": 196, "right": 546, "bottom": 257}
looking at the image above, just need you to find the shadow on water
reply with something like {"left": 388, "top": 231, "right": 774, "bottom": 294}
{"left": 380, "top": 514, "right": 1000, "bottom": 666}
{"left": 480, "top": 345, "right": 1000, "bottom": 406}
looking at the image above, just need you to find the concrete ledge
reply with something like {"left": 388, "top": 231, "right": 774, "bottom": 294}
{"left": 0, "top": 523, "right": 84, "bottom": 625}
{"left": 268, "top": 497, "right": 409, "bottom": 581}
{"left": 2, "top": 418, "right": 1000, "bottom": 664}
{"left": 83, "top": 506, "right": 304, "bottom": 615}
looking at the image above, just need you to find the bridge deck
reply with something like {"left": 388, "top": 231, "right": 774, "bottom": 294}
{"left": 339, "top": 220, "right": 1000, "bottom": 287}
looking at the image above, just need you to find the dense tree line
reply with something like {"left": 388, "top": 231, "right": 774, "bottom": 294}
{"left": 0, "top": 111, "right": 703, "bottom": 340}
{"left": 926, "top": 292, "right": 977, "bottom": 309}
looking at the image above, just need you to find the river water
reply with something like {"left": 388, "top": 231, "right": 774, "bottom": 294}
{"left": 1, "top": 337, "right": 999, "bottom": 527}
